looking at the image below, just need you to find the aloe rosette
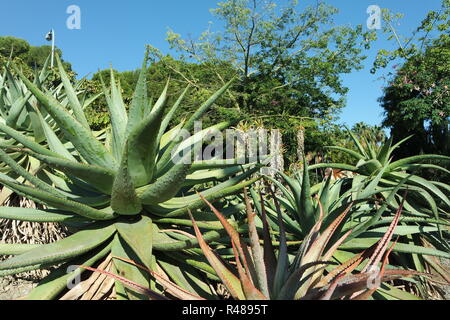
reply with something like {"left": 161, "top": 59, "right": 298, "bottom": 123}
{"left": 310, "top": 129, "right": 450, "bottom": 225}
{"left": 262, "top": 159, "right": 449, "bottom": 299}
{"left": 306, "top": 130, "right": 450, "bottom": 297}
{"left": 0, "top": 52, "right": 261, "bottom": 300}
{"left": 0, "top": 57, "right": 101, "bottom": 204}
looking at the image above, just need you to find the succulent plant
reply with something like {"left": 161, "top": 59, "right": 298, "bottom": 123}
{"left": 189, "top": 190, "right": 428, "bottom": 300}
{"left": 307, "top": 130, "right": 450, "bottom": 298}
{"left": 79, "top": 188, "right": 429, "bottom": 300}
{"left": 0, "top": 52, "right": 262, "bottom": 300}
{"left": 262, "top": 159, "right": 449, "bottom": 299}
{"left": 310, "top": 130, "right": 450, "bottom": 229}
{"left": 0, "top": 56, "right": 101, "bottom": 204}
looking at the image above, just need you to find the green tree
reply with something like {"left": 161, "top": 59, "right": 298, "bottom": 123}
{"left": 0, "top": 36, "right": 30, "bottom": 57}
{"left": 162, "top": 0, "right": 376, "bottom": 167}
{"left": 85, "top": 56, "right": 240, "bottom": 130}
{"left": 376, "top": 0, "right": 449, "bottom": 159}
{"left": 380, "top": 39, "right": 449, "bottom": 158}
{"left": 25, "top": 45, "right": 68, "bottom": 70}
{"left": 166, "top": 0, "right": 374, "bottom": 114}
{"left": 0, "top": 36, "right": 72, "bottom": 73}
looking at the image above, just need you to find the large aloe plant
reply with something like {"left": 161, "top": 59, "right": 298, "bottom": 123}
{"left": 263, "top": 159, "right": 449, "bottom": 299}
{"left": 310, "top": 130, "right": 450, "bottom": 226}
{"left": 308, "top": 131, "right": 450, "bottom": 297}
{"left": 78, "top": 189, "right": 428, "bottom": 300}
{"left": 0, "top": 52, "right": 261, "bottom": 300}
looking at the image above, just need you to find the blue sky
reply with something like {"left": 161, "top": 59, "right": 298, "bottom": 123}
{"left": 0, "top": 0, "right": 444, "bottom": 127}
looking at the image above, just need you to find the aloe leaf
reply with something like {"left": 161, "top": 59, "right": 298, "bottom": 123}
{"left": 347, "top": 128, "right": 369, "bottom": 158}
{"left": 369, "top": 216, "right": 450, "bottom": 228}
{"left": 388, "top": 172, "right": 450, "bottom": 208}
{"left": 316, "top": 174, "right": 332, "bottom": 217}
{"left": 251, "top": 188, "right": 277, "bottom": 293}
{"left": 356, "top": 162, "right": 389, "bottom": 200}
{"left": 107, "top": 69, "right": 128, "bottom": 159}
{"left": 20, "top": 149, "right": 116, "bottom": 195}
{"left": 0, "top": 122, "right": 60, "bottom": 157}
{"left": 264, "top": 174, "right": 297, "bottom": 206}
{"left": 157, "top": 122, "right": 231, "bottom": 176}
{"left": 0, "top": 207, "right": 85, "bottom": 223}
{"left": 0, "top": 177, "right": 116, "bottom": 221}
{"left": 110, "top": 234, "right": 152, "bottom": 300}
{"left": 364, "top": 136, "right": 378, "bottom": 159}
{"left": 83, "top": 264, "right": 167, "bottom": 300}
{"left": 340, "top": 238, "right": 450, "bottom": 259}
{"left": 184, "top": 164, "right": 254, "bottom": 186}
{"left": 152, "top": 224, "right": 224, "bottom": 252}
{"left": 295, "top": 205, "right": 352, "bottom": 300}
{"left": 33, "top": 105, "right": 77, "bottom": 161}
{"left": 277, "top": 171, "right": 301, "bottom": 211}
{"left": 376, "top": 283, "right": 422, "bottom": 300}
{"left": 115, "top": 216, "right": 153, "bottom": 269}
{"left": 12, "top": 64, "right": 116, "bottom": 169}
{"left": 111, "top": 142, "right": 143, "bottom": 215}
{"left": 308, "top": 163, "right": 359, "bottom": 172}
{"left": 0, "top": 148, "right": 63, "bottom": 197}
{"left": 25, "top": 241, "right": 112, "bottom": 300}
{"left": 137, "top": 138, "right": 204, "bottom": 206}
{"left": 352, "top": 239, "right": 396, "bottom": 300}
{"left": 152, "top": 166, "right": 261, "bottom": 209}
{"left": 363, "top": 226, "right": 441, "bottom": 237}
{"left": 5, "top": 92, "right": 31, "bottom": 128}
{"left": 0, "top": 244, "right": 42, "bottom": 255}
{"left": 25, "top": 102, "right": 45, "bottom": 143}
{"left": 199, "top": 192, "right": 258, "bottom": 284}
{"left": 160, "top": 122, "right": 184, "bottom": 150}
{"left": 362, "top": 204, "right": 402, "bottom": 272}
{"left": 156, "top": 79, "right": 235, "bottom": 168}
{"left": 231, "top": 240, "right": 268, "bottom": 300}
{"left": 156, "top": 258, "right": 213, "bottom": 300}
{"left": 4, "top": 66, "right": 21, "bottom": 99}
{"left": 323, "top": 270, "right": 424, "bottom": 300}
{"left": 271, "top": 189, "right": 289, "bottom": 297}
{"left": 349, "top": 176, "right": 409, "bottom": 240}
{"left": 377, "top": 137, "right": 393, "bottom": 165}
{"left": 388, "top": 154, "right": 450, "bottom": 171}
{"left": 398, "top": 163, "right": 450, "bottom": 176}
{"left": 386, "top": 135, "right": 413, "bottom": 160}
{"left": 0, "top": 224, "right": 116, "bottom": 272}
{"left": 56, "top": 54, "right": 90, "bottom": 128}
{"left": 190, "top": 157, "right": 271, "bottom": 171}
{"left": 148, "top": 175, "right": 261, "bottom": 218}
{"left": 244, "top": 188, "right": 269, "bottom": 297}
{"left": 157, "top": 86, "right": 189, "bottom": 143}
{"left": 188, "top": 210, "right": 245, "bottom": 300}
{"left": 126, "top": 52, "right": 149, "bottom": 135}
{"left": 126, "top": 81, "right": 169, "bottom": 187}
{"left": 317, "top": 248, "right": 372, "bottom": 288}
{"left": 114, "top": 256, "right": 207, "bottom": 300}
{"left": 357, "top": 159, "right": 383, "bottom": 175}
{"left": 302, "top": 159, "right": 317, "bottom": 231}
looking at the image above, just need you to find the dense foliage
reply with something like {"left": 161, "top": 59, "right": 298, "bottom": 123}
{"left": 380, "top": 37, "right": 450, "bottom": 159}
{"left": 0, "top": 0, "right": 448, "bottom": 301}
{"left": 375, "top": 0, "right": 449, "bottom": 161}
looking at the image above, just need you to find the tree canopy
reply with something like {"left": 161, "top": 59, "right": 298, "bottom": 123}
{"left": 0, "top": 36, "right": 71, "bottom": 73}
{"left": 377, "top": 0, "right": 449, "bottom": 159}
